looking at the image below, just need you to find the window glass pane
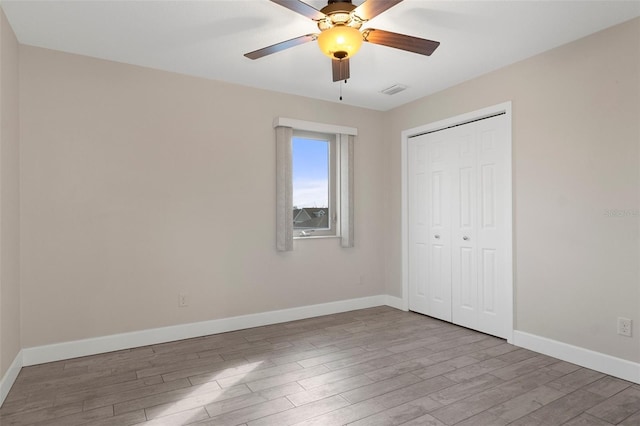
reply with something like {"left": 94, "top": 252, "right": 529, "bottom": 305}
{"left": 292, "top": 137, "right": 329, "bottom": 230}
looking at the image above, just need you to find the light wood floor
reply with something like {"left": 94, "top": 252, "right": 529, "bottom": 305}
{"left": 1, "top": 307, "right": 639, "bottom": 426}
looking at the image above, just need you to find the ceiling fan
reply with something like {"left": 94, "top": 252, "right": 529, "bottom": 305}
{"left": 244, "top": 0, "right": 440, "bottom": 82}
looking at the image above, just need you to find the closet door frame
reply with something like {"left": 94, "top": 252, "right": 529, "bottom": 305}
{"left": 400, "top": 102, "right": 514, "bottom": 344}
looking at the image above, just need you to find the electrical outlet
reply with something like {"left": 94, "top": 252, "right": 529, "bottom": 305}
{"left": 179, "top": 293, "right": 188, "bottom": 308}
{"left": 617, "top": 317, "right": 632, "bottom": 337}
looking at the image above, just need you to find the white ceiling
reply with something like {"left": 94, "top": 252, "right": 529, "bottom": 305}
{"left": 3, "top": 0, "right": 640, "bottom": 111}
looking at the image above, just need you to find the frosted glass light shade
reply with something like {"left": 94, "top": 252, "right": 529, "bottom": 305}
{"left": 317, "top": 26, "right": 363, "bottom": 59}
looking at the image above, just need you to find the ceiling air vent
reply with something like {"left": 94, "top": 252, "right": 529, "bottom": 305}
{"left": 380, "top": 84, "right": 407, "bottom": 95}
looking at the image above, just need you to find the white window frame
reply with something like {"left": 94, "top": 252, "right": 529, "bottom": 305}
{"left": 274, "top": 117, "right": 356, "bottom": 251}
{"left": 292, "top": 130, "right": 337, "bottom": 238}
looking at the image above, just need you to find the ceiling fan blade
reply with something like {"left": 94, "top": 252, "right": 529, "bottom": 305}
{"left": 362, "top": 29, "right": 440, "bottom": 56}
{"left": 353, "top": 0, "right": 403, "bottom": 21}
{"left": 244, "top": 34, "right": 316, "bottom": 60}
{"left": 332, "top": 58, "right": 350, "bottom": 82}
{"left": 270, "top": 0, "right": 326, "bottom": 20}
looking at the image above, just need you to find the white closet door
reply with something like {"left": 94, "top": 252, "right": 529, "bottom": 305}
{"left": 451, "top": 125, "right": 479, "bottom": 330}
{"left": 472, "top": 115, "right": 509, "bottom": 337}
{"left": 408, "top": 132, "right": 452, "bottom": 322}
{"left": 408, "top": 137, "right": 430, "bottom": 314}
{"left": 408, "top": 114, "right": 510, "bottom": 339}
{"left": 408, "top": 140, "right": 429, "bottom": 313}
{"left": 426, "top": 135, "right": 453, "bottom": 321}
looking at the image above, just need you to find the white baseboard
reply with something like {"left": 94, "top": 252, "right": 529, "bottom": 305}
{"left": 513, "top": 331, "right": 640, "bottom": 384}
{"left": 384, "top": 295, "right": 405, "bottom": 311}
{"left": 0, "top": 350, "right": 23, "bottom": 407}
{"left": 22, "top": 295, "right": 393, "bottom": 367}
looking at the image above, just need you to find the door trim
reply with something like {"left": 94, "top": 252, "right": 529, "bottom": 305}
{"left": 401, "top": 102, "right": 514, "bottom": 343}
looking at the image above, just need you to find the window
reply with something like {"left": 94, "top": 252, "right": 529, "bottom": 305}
{"left": 275, "top": 117, "right": 355, "bottom": 251}
{"left": 292, "top": 131, "right": 336, "bottom": 237}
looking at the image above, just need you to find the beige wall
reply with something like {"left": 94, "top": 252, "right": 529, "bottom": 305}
{"left": 0, "top": 8, "right": 20, "bottom": 378}
{"left": 385, "top": 18, "right": 640, "bottom": 362}
{"left": 19, "top": 46, "right": 387, "bottom": 348}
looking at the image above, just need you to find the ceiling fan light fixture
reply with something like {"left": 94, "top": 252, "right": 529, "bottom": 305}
{"left": 317, "top": 25, "right": 363, "bottom": 59}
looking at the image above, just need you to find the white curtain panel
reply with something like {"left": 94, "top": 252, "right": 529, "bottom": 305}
{"left": 340, "top": 134, "right": 355, "bottom": 248}
{"left": 275, "top": 126, "right": 293, "bottom": 252}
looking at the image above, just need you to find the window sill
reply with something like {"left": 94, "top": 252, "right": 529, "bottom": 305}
{"left": 293, "top": 235, "right": 340, "bottom": 240}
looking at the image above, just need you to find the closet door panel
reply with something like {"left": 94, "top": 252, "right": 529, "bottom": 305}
{"left": 451, "top": 128, "right": 478, "bottom": 329}
{"left": 427, "top": 138, "right": 452, "bottom": 321}
{"left": 408, "top": 133, "right": 452, "bottom": 321}
{"left": 408, "top": 138, "right": 429, "bottom": 314}
{"left": 475, "top": 117, "right": 509, "bottom": 337}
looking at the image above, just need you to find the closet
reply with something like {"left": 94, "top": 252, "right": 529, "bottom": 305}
{"left": 407, "top": 113, "right": 511, "bottom": 339}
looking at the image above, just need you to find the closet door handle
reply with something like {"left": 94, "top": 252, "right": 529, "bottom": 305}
{"left": 463, "top": 236, "right": 470, "bottom": 241}
{"left": 434, "top": 234, "right": 440, "bottom": 239}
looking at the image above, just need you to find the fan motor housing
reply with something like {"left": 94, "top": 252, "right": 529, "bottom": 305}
{"left": 327, "top": 0, "right": 353, "bottom": 5}
{"left": 318, "top": 2, "right": 363, "bottom": 31}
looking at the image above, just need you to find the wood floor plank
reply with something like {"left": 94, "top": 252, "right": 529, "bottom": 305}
{"left": 293, "top": 375, "right": 453, "bottom": 426}
{"left": 31, "top": 405, "right": 114, "bottom": 426}
{"left": 141, "top": 383, "right": 253, "bottom": 419}
{"left": 486, "top": 384, "right": 566, "bottom": 422}
{"left": 546, "top": 367, "right": 607, "bottom": 394}
{"left": 507, "top": 414, "right": 548, "bottom": 425}
{"left": 252, "top": 382, "right": 306, "bottom": 401}
{"left": 113, "top": 381, "right": 240, "bottom": 416}
{"left": 245, "top": 364, "right": 330, "bottom": 392}
{"left": 296, "top": 368, "right": 362, "bottom": 391}
{"left": 135, "top": 406, "right": 209, "bottom": 425}
{"left": 397, "top": 413, "right": 447, "bottom": 425}
{"left": 562, "top": 413, "right": 615, "bottom": 425}
{"left": 489, "top": 354, "right": 559, "bottom": 381}
{"left": 149, "top": 356, "right": 242, "bottom": 382}
{"left": 260, "top": 345, "right": 342, "bottom": 366}
{"left": 89, "top": 409, "right": 148, "bottom": 426}
{"left": 411, "top": 356, "right": 481, "bottom": 381}
{"left": 214, "top": 362, "right": 303, "bottom": 389}
{"left": 0, "top": 401, "right": 84, "bottom": 426}
{"left": 428, "top": 373, "right": 505, "bottom": 406}
{"left": 287, "top": 374, "right": 374, "bottom": 406}
{"left": 179, "top": 360, "right": 277, "bottom": 386}
{"left": 619, "top": 409, "right": 640, "bottom": 425}
{"left": 585, "top": 386, "right": 640, "bottom": 424}
{"left": 363, "top": 355, "right": 438, "bottom": 382}
{"left": 347, "top": 395, "right": 441, "bottom": 425}
{"left": 0, "top": 394, "right": 54, "bottom": 417}
{"left": 528, "top": 389, "right": 607, "bottom": 424}
{"left": 55, "top": 374, "right": 164, "bottom": 407}
{"left": 442, "top": 357, "right": 509, "bottom": 383}
{"left": 323, "top": 349, "right": 397, "bottom": 371}
{"left": 247, "top": 395, "right": 349, "bottom": 426}
{"left": 583, "top": 376, "right": 633, "bottom": 398}
{"left": 452, "top": 411, "right": 510, "bottom": 426}
{"left": 468, "top": 342, "right": 520, "bottom": 361}
{"left": 297, "top": 347, "right": 366, "bottom": 368}
{"left": 83, "top": 378, "right": 192, "bottom": 411}
{"left": 198, "top": 396, "right": 294, "bottom": 425}
{"left": 341, "top": 373, "right": 422, "bottom": 404}
{"left": 2, "top": 307, "right": 637, "bottom": 426}
{"left": 202, "top": 392, "right": 268, "bottom": 418}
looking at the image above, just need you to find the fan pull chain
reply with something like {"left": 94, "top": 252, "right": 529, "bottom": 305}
{"left": 339, "top": 79, "right": 347, "bottom": 101}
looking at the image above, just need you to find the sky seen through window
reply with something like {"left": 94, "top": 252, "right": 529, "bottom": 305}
{"left": 292, "top": 137, "right": 329, "bottom": 208}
